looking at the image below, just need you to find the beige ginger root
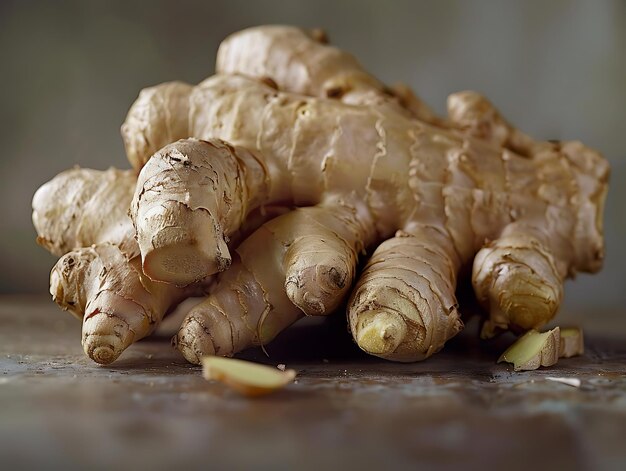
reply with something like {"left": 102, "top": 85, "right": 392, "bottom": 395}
{"left": 33, "top": 167, "right": 200, "bottom": 364}
{"left": 52, "top": 243, "right": 190, "bottom": 364}
{"left": 33, "top": 164, "right": 290, "bottom": 364}
{"left": 216, "top": 26, "right": 441, "bottom": 124}
{"left": 34, "top": 25, "right": 609, "bottom": 366}
{"left": 123, "top": 69, "right": 608, "bottom": 363}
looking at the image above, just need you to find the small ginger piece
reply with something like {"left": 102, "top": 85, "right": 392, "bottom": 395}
{"left": 559, "top": 327, "right": 584, "bottom": 358}
{"left": 202, "top": 357, "right": 296, "bottom": 397}
{"left": 498, "top": 327, "right": 561, "bottom": 371}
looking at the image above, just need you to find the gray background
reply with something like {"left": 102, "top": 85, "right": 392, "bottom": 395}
{"left": 1, "top": 0, "right": 624, "bottom": 315}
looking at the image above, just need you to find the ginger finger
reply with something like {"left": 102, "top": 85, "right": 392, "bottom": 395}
{"left": 473, "top": 223, "right": 565, "bottom": 338}
{"left": 32, "top": 167, "right": 138, "bottom": 258}
{"left": 176, "top": 200, "right": 376, "bottom": 362}
{"left": 131, "top": 138, "right": 274, "bottom": 286}
{"left": 121, "top": 81, "right": 193, "bottom": 171}
{"left": 281, "top": 198, "right": 376, "bottom": 316}
{"left": 52, "top": 244, "right": 195, "bottom": 364}
{"left": 447, "top": 90, "right": 536, "bottom": 154}
{"left": 176, "top": 228, "right": 301, "bottom": 363}
{"left": 216, "top": 26, "right": 383, "bottom": 102}
{"left": 215, "top": 25, "right": 441, "bottom": 124}
{"left": 348, "top": 225, "right": 463, "bottom": 361}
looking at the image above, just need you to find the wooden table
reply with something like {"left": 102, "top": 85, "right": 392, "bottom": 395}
{"left": 1, "top": 296, "right": 625, "bottom": 470}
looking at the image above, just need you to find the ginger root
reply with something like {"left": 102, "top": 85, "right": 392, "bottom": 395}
{"left": 126, "top": 71, "right": 606, "bottom": 363}
{"left": 32, "top": 158, "right": 292, "bottom": 363}
{"left": 32, "top": 25, "right": 608, "bottom": 366}
{"left": 52, "top": 243, "right": 194, "bottom": 364}
{"left": 33, "top": 167, "right": 201, "bottom": 363}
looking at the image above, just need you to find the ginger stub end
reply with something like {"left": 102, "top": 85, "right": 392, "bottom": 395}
{"left": 201, "top": 356, "right": 297, "bottom": 397}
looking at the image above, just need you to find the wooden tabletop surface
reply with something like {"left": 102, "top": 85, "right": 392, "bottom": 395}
{"left": 1, "top": 296, "right": 625, "bottom": 470}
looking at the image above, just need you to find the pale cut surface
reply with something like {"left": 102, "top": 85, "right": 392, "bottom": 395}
{"left": 559, "top": 327, "right": 584, "bottom": 358}
{"left": 498, "top": 327, "right": 560, "bottom": 371}
{"left": 202, "top": 357, "right": 297, "bottom": 397}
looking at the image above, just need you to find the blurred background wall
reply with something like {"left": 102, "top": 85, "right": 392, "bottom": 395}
{"left": 0, "top": 0, "right": 624, "bottom": 314}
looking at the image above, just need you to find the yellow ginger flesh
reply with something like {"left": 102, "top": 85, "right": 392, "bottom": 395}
{"left": 202, "top": 357, "right": 296, "bottom": 397}
{"left": 498, "top": 328, "right": 561, "bottom": 371}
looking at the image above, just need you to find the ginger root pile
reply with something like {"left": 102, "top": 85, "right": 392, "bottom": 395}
{"left": 32, "top": 25, "right": 609, "bottom": 366}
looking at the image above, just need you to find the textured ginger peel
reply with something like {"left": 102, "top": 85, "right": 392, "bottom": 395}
{"left": 32, "top": 25, "right": 608, "bottom": 366}
{"left": 124, "top": 70, "right": 606, "bottom": 363}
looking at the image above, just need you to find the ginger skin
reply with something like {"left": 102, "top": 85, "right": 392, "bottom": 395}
{"left": 52, "top": 244, "right": 192, "bottom": 364}
{"left": 33, "top": 25, "right": 609, "bottom": 365}
{"left": 216, "top": 25, "right": 442, "bottom": 125}
{"left": 124, "top": 70, "right": 607, "bottom": 363}
{"left": 33, "top": 167, "right": 200, "bottom": 364}
{"left": 32, "top": 168, "right": 139, "bottom": 258}
{"left": 32, "top": 162, "right": 289, "bottom": 364}
{"left": 130, "top": 138, "right": 271, "bottom": 286}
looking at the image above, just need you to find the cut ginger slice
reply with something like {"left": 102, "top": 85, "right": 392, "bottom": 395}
{"left": 202, "top": 356, "right": 297, "bottom": 397}
{"left": 498, "top": 327, "right": 560, "bottom": 371}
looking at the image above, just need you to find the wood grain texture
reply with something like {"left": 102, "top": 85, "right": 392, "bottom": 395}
{"left": 1, "top": 296, "right": 625, "bottom": 470}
